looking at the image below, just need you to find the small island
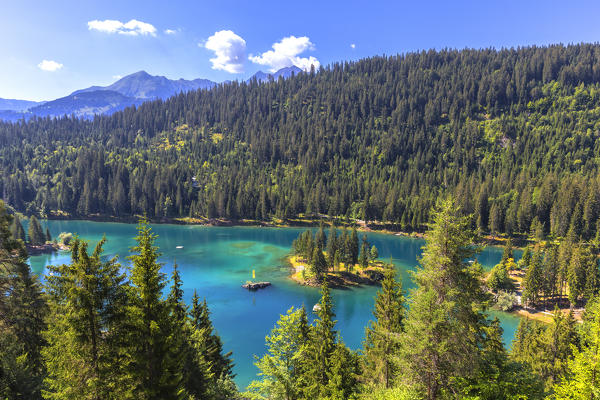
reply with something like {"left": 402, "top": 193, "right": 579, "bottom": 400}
{"left": 287, "top": 225, "right": 390, "bottom": 288}
{"left": 10, "top": 214, "right": 71, "bottom": 255}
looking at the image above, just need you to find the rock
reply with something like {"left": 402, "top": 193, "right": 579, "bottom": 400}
{"left": 313, "top": 303, "right": 322, "bottom": 313}
{"left": 242, "top": 281, "right": 271, "bottom": 291}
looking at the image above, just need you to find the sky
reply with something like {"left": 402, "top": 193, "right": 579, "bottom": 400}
{"left": 2, "top": 0, "right": 600, "bottom": 101}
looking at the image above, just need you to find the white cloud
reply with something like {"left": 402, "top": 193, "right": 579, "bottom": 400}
{"left": 203, "top": 30, "right": 246, "bottom": 73}
{"left": 112, "top": 75, "right": 123, "bottom": 80}
{"left": 38, "top": 60, "right": 63, "bottom": 72}
{"left": 164, "top": 29, "right": 177, "bottom": 35}
{"left": 249, "top": 36, "right": 320, "bottom": 72}
{"left": 87, "top": 19, "right": 157, "bottom": 37}
{"left": 350, "top": 43, "right": 356, "bottom": 49}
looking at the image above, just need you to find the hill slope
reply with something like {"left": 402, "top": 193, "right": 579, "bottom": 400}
{"left": 2, "top": 44, "right": 600, "bottom": 240}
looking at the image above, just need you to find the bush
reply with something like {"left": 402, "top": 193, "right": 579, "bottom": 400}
{"left": 57, "top": 232, "right": 73, "bottom": 246}
{"left": 360, "top": 385, "right": 421, "bottom": 400}
{"left": 495, "top": 291, "right": 519, "bottom": 311}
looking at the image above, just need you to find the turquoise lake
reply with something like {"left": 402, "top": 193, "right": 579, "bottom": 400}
{"left": 29, "top": 221, "right": 522, "bottom": 389}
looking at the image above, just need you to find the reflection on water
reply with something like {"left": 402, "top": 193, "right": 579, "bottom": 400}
{"left": 29, "top": 221, "right": 521, "bottom": 389}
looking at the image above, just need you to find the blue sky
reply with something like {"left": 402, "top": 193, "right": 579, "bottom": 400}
{"left": 3, "top": 0, "right": 600, "bottom": 101}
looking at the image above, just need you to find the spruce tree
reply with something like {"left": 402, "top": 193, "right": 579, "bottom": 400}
{"left": 247, "top": 306, "right": 310, "bottom": 399}
{"left": 399, "top": 198, "right": 490, "bottom": 399}
{"left": 166, "top": 263, "right": 187, "bottom": 398}
{"left": 522, "top": 248, "right": 544, "bottom": 307}
{"left": 27, "top": 216, "right": 45, "bottom": 245}
{"left": 190, "top": 294, "right": 234, "bottom": 381}
{"left": 455, "top": 319, "right": 544, "bottom": 398}
{"left": 362, "top": 269, "right": 405, "bottom": 388}
{"left": 326, "top": 224, "right": 338, "bottom": 270}
{"left": 315, "top": 223, "right": 326, "bottom": 253}
{"left": 349, "top": 228, "right": 359, "bottom": 266}
{"left": 501, "top": 238, "right": 513, "bottom": 264}
{"left": 553, "top": 297, "right": 600, "bottom": 398}
{"left": 9, "top": 214, "right": 25, "bottom": 242}
{"left": 311, "top": 247, "right": 327, "bottom": 279}
{"left": 359, "top": 234, "right": 369, "bottom": 269}
{"left": 324, "top": 338, "right": 359, "bottom": 399}
{"left": 299, "top": 280, "right": 337, "bottom": 398}
{"left": 127, "top": 220, "right": 184, "bottom": 399}
{"left": 370, "top": 245, "right": 379, "bottom": 261}
{"left": 0, "top": 201, "right": 47, "bottom": 399}
{"left": 43, "top": 237, "right": 131, "bottom": 399}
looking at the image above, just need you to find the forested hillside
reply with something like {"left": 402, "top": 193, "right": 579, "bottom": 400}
{"left": 3, "top": 44, "right": 600, "bottom": 238}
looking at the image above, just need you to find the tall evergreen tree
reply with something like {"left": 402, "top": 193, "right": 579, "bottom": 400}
{"left": 362, "top": 269, "right": 405, "bottom": 388}
{"left": 359, "top": 234, "right": 369, "bottom": 269}
{"left": 0, "top": 201, "right": 47, "bottom": 399}
{"left": 27, "top": 216, "right": 45, "bottom": 245}
{"left": 127, "top": 220, "right": 184, "bottom": 399}
{"left": 553, "top": 297, "right": 600, "bottom": 398}
{"left": 299, "top": 280, "right": 337, "bottom": 398}
{"left": 247, "top": 306, "right": 310, "bottom": 400}
{"left": 9, "top": 214, "right": 25, "bottom": 242}
{"left": 399, "top": 198, "right": 489, "bottom": 399}
{"left": 326, "top": 225, "right": 338, "bottom": 270}
{"left": 42, "top": 237, "right": 131, "bottom": 400}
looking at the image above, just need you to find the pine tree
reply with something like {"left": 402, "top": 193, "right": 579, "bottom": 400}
{"left": 166, "top": 263, "right": 187, "bottom": 398}
{"left": 455, "top": 319, "right": 544, "bottom": 398}
{"left": 45, "top": 227, "right": 52, "bottom": 243}
{"left": 522, "top": 248, "right": 544, "bottom": 307}
{"left": 399, "top": 198, "right": 489, "bottom": 399}
{"left": 326, "top": 225, "right": 338, "bottom": 270}
{"left": 9, "top": 214, "right": 25, "bottom": 242}
{"left": 370, "top": 245, "right": 379, "bottom": 261}
{"left": 184, "top": 291, "right": 214, "bottom": 399}
{"left": 553, "top": 297, "right": 600, "bottom": 398}
{"left": 501, "top": 238, "right": 513, "bottom": 264}
{"left": 43, "top": 237, "right": 131, "bottom": 399}
{"left": 0, "top": 201, "right": 47, "bottom": 399}
{"left": 349, "top": 228, "right": 359, "bottom": 266}
{"left": 190, "top": 295, "right": 234, "bottom": 381}
{"left": 311, "top": 246, "right": 327, "bottom": 279}
{"left": 299, "top": 280, "right": 337, "bottom": 399}
{"left": 359, "top": 234, "right": 369, "bottom": 269}
{"left": 324, "top": 338, "right": 359, "bottom": 399}
{"left": 27, "top": 216, "right": 45, "bottom": 245}
{"left": 567, "top": 245, "right": 588, "bottom": 308}
{"left": 362, "top": 269, "right": 405, "bottom": 388}
{"left": 127, "top": 220, "right": 184, "bottom": 399}
{"left": 247, "top": 306, "right": 310, "bottom": 400}
{"left": 315, "top": 223, "right": 326, "bottom": 252}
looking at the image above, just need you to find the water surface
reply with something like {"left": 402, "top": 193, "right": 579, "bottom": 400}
{"left": 30, "top": 221, "right": 522, "bottom": 389}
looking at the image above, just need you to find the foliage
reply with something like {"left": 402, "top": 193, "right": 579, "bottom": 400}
{"left": 246, "top": 306, "right": 310, "bottom": 400}
{"left": 27, "top": 216, "right": 45, "bottom": 245}
{"left": 398, "top": 198, "right": 489, "bottom": 399}
{"left": 7, "top": 45, "right": 600, "bottom": 242}
{"left": 362, "top": 269, "right": 405, "bottom": 388}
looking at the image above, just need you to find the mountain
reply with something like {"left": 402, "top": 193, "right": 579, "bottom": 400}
{"left": 0, "top": 98, "right": 42, "bottom": 111}
{"left": 0, "top": 66, "right": 301, "bottom": 121}
{"left": 72, "top": 71, "right": 217, "bottom": 100}
{"left": 247, "top": 66, "right": 303, "bottom": 83}
{"left": 27, "top": 90, "right": 143, "bottom": 119}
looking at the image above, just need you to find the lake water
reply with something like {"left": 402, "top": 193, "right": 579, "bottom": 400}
{"left": 29, "top": 221, "right": 522, "bottom": 389}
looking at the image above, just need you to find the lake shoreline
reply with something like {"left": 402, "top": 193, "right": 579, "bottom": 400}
{"left": 42, "top": 214, "right": 529, "bottom": 250}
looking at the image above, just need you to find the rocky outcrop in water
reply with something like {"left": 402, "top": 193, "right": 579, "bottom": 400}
{"left": 242, "top": 281, "right": 271, "bottom": 291}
